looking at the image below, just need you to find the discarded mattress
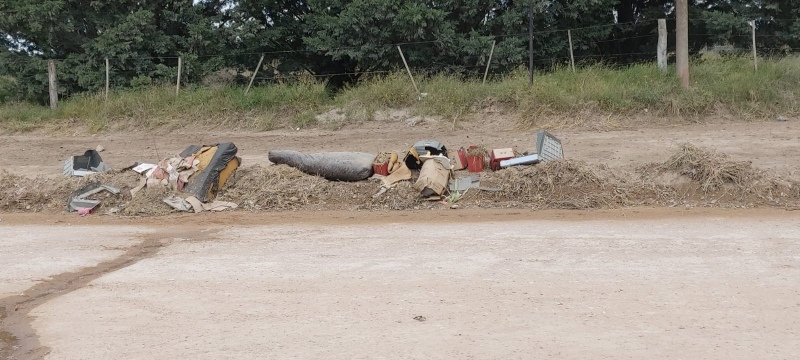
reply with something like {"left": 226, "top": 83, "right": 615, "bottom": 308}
{"left": 179, "top": 143, "right": 241, "bottom": 202}
{"left": 268, "top": 150, "right": 374, "bottom": 181}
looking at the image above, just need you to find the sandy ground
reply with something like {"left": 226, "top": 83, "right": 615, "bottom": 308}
{"left": 2, "top": 120, "right": 799, "bottom": 178}
{"left": 2, "top": 209, "right": 799, "bottom": 359}
{"left": 2, "top": 119, "right": 799, "bottom": 359}
{"left": 0, "top": 226, "right": 148, "bottom": 298}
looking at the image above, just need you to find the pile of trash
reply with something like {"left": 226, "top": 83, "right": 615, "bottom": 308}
{"left": 64, "top": 142, "right": 241, "bottom": 215}
{"left": 6, "top": 133, "right": 799, "bottom": 215}
{"left": 57, "top": 131, "right": 564, "bottom": 216}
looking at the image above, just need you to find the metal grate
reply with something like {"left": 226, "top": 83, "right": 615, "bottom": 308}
{"left": 536, "top": 130, "right": 564, "bottom": 161}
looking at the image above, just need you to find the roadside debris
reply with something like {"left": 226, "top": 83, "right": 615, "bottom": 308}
{"left": 131, "top": 143, "right": 240, "bottom": 200}
{"left": 163, "top": 195, "right": 238, "bottom": 213}
{"left": 536, "top": 130, "right": 564, "bottom": 161}
{"left": 449, "top": 174, "right": 479, "bottom": 192}
{"left": 413, "top": 155, "right": 450, "bottom": 199}
{"left": 489, "top": 148, "right": 514, "bottom": 171}
{"left": 373, "top": 152, "right": 395, "bottom": 176}
{"left": 451, "top": 147, "right": 467, "bottom": 170}
{"left": 500, "top": 154, "right": 540, "bottom": 168}
{"left": 124, "top": 143, "right": 241, "bottom": 214}
{"left": 405, "top": 140, "right": 447, "bottom": 170}
{"left": 448, "top": 174, "right": 502, "bottom": 192}
{"left": 499, "top": 130, "right": 564, "bottom": 169}
{"left": 46, "top": 130, "right": 570, "bottom": 215}
{"left": 67, "top": 182, "right": 120, "bottom": 213}
{"left": 269, "top": 150, "right": 374, "bottom": 181}
{"left": 466, "top": 145, "right": 487, "bottom": 173}
{"left": 179, "top": 143, "right": 240, "bottom": 202}
{"left": 63, "top": 150, "right": 110, "bottom": 177}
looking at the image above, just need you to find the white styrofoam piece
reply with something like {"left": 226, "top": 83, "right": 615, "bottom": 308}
{"left": 500, "top": 154, "right": 540, "bottom": 168}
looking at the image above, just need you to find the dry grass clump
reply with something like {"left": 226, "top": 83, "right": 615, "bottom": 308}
{"left": 792, "top": 181, "right": 800, "bottom": 198}
{"left": 0, "top": 169, "right": 154, "bottom": 214}
{"left": 640, "top": 143, "right": 800, "bottom": 207}
{"left": 118, "top": 186, "right": 175, "bottom": 216}
{"left": 0, "top": 171, "right": 76, "bottom": 212}
{"left": 219, "top": 165, "right": 334, "bottom": 210}
{"left": 483, "top": 160, "right": 625, "bottom": 209}
{"left": 647, "top": 143, "right": 764, "bottom": 193}
{"left": 482, "top": 160, "right": 677, "bottom": 209}
{"left": 220, "top": 164, "right": 426, "bottom": 211}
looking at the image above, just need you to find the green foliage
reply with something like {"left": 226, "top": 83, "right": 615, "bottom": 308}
{"left": 0, "top": 76, "right": 17, "bottom": 103}
{"left": 1, "top": 56, "right": 798, "bottom": 132}
{"left": 1, "top": 0, "right": 799, "bottom": 104}
{"left": 0, "top": 0, "right": 227, "bottom": 103}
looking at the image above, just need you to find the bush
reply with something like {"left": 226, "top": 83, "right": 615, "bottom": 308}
{"left": 0, "top": 76, "right": 18, "bottom": 103}
{"left": 1, "top": 56, "right": 798, "bottom": 132}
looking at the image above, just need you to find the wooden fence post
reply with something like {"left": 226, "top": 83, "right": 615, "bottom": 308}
{"left": 528, "top": 3, "right": 534, "bottom": 85}
{"left": 245, "top": 54, "right": 265, "bottom": 95}
{"left": 657, "top": 19, "right": 668, "bottom": 72}
{"left": 105, "top": 57, "right": 110, "bottom": 100}
{"left": 48, "top": 59, "right": 58, "bottom": 109}
{"left": 750, "top": 21, "right": 758, "bottom": 71}
{"left": 567, "top": 30, "right": 576, "bottom": 72}
{"left": 396, "top": 46, "right": 420, "bottom": 98}
{"left": 176, "top": 56, "right": 182, "bottom": 96}
{"left": 676, "top": 0, "right": 690, "bottom": 88}
{"left": 483, "top": 40, "right": 496, "bottom": 84}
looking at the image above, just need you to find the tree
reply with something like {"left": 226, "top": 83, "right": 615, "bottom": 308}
{"left": 0, "top": 0, "right": 226, "bottom": 102}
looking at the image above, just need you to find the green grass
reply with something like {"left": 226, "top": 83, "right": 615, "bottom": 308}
{"left": 2, "top": 56, "right": 798, "bottom": 132}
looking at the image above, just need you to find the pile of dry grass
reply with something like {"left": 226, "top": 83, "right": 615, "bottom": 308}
{"left": 647, "top": 143, "right": 764, "bottom": 192}
{"left": 640, "top": 143, "right": 800, "bottom": 207}
{"left": 219, "top": 165, "right": 426, "bottom": 211}
{"left": 118, "top": 186, "right": 175, "bottom": 217}
{"left": 219, "top": 165, "right": 334, "bottom": 210}
{"left": 0, "top": 170, "right": 152, "bottom": 214}
{"left": 0, "top": 171, "right": 76, "bottom": 212}
{"left": 482, "top": 160, "right": 646, "bottom": 209}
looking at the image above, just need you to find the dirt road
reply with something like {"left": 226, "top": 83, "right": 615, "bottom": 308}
{"left": 2, "top": 209, "right": 799, "bottom": 359}
{"left": 2, "top": 120, "right": 799, "bottom": 178}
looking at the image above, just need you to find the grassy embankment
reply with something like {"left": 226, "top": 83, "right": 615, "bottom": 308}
{"left": 1, "top": 56, "right": 797, "bottom": 132}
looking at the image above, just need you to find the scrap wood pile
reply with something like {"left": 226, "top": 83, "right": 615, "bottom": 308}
{"left": 2, "top": 134, "right": 800, "bottom": 216}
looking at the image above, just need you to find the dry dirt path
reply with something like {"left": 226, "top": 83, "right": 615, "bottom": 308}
{"left": 2, "top": 120, "right": 798, "bottom": 178}
{"left": 2, "top": 209, "right": 799, "bottom": 359}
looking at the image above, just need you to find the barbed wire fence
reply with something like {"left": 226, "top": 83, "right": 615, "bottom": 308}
{"left": 2, "top": 17, "right": 797, "bottom": 109}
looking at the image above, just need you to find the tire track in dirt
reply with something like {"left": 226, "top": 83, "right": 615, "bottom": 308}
{"left": 0, "top": 228, "right": 215, "bottom": 360}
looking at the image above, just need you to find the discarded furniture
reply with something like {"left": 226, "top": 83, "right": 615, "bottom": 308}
{"left": 180, "top": 143, "right": 241, "bottom": 202}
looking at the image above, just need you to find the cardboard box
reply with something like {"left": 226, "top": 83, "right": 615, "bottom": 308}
{"left": 490, "top": 148, "right": 515, "bottom": 171}
{"left": 492, "top": 148, "right": 514, "bottom": 159}
{"left": 451, "top": 148, "right": 467, "bottom": 170}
